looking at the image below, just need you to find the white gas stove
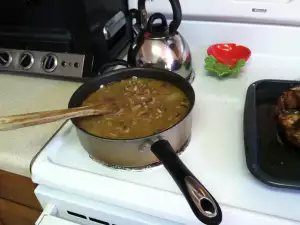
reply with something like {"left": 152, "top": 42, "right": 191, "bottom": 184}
{"left": 32, "top": 2, "right": 300, "bottom": 225}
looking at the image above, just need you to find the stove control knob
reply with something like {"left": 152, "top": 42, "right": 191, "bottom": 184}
{"left": 19, "top": 52, "right": 34, "bottom": 70}
{"left": 0, "top": 51, "right": 12, "bottom": 67}
{"left": 42, "top": 54, "right": 58, "bottom": 73}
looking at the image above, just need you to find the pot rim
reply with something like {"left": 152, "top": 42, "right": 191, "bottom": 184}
{"left": 68, "top": 67, "right": 195, "bottom": 142}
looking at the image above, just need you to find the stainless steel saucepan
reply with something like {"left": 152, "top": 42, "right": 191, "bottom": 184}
{"left": 68, "top": 60, "right": 222, "bottom": 225}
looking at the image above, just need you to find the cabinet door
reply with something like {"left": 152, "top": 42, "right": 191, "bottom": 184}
{"left": 0, "top": 198, "right": 40, "bottom": 225}
{"left": 0, "top": 169, "right": 41, "bottom": 210}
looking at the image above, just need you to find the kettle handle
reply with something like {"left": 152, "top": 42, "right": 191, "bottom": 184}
{"left": 138, "top": 0, "right": 182, "bottom": 33}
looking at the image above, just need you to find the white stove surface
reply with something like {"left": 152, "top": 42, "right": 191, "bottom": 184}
{"left": 32, "top": 20, "right": 300, "bottom": 224}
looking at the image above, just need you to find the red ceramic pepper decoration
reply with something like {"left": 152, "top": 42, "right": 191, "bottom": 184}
{"left": 205, "top": 43, "right": 251, "bottom": 77}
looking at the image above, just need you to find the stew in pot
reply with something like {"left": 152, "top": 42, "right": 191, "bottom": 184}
{"left": 76, "top": 77, "right": 190, "bottom": 139}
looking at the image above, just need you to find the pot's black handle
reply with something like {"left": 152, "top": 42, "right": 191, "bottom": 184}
{"left": 98, "top": 59, "right": 129, "bottom": 75}
{"left": 146, "top": 13, "right": 168, "bottom": 33}
{"left": 138, "top": 0, "right": 182, "bottom": 33}
{"left": 151, "top": 140, "right": 222, "bottom": 225}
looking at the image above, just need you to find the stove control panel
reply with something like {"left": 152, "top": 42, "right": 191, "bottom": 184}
{"left": 128, "top": 0, "right": 300, "bottom": 26}
{"left": 0, "top": 48, "right": 86, "bottom": 78}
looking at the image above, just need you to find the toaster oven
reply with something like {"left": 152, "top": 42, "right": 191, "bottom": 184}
{"left": 0, "top": 0, "right": 132, "bottom": 79}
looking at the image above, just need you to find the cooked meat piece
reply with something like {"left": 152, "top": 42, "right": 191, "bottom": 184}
{"left": 276, "top": 86, "right": 300, "bottom": 147}
{"left": 278, "top": 112, "right": 300, "bottom": 129}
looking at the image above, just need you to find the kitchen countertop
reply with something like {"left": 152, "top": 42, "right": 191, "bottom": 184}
{"left": 0, "top": 73, "right": 82, "bottom": 177}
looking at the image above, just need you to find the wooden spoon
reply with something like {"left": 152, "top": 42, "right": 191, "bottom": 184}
{"left": 0, "top": 104, "right": 118, "bottom": 131}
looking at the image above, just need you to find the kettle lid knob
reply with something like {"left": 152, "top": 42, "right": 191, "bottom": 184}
{"left": 146, "top": 13, "right": 168, "bottom": 34}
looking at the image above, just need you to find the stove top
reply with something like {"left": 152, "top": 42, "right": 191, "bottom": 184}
{"left": 32, "top": 20, "right": 300, "bottom": 224}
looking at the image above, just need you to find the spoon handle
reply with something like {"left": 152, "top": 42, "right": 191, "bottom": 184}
{"left": 0, "top": 105, "right": 109, "bottom": 131}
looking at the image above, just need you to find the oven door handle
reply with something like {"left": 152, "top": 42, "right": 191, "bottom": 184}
{"left": 36, "top": 204, "right": 82, "bottom": 225}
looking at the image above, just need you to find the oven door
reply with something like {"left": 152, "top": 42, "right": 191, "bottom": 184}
{"left": 36, "top": 204, "right": 82, "bottom": 225}
{"left": 36, "top": 215, "right": 82, "bottom": 225}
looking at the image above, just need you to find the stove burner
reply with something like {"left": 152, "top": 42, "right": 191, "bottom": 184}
{"left": 89, "top": 136, "right": 191, "bottom": 171}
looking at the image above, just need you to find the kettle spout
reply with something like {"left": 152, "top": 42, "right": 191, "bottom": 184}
{"left": 132, "top": 23, "right": 141, "bottom": 36}
{"left": 129, "top": 9, "right": 143, "bottom": 36}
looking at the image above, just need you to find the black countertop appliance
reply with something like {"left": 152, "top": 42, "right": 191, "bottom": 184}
{"left": 0, "top": 0, "right": 131, "bottom": 79}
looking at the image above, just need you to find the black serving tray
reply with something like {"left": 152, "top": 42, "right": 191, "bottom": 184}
{"left": 244, "top": 79, "right": 300, "bottom": 189}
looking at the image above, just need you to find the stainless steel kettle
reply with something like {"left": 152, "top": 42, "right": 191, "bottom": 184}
{"left": 127, "top": 0, "right": 195, "bottom": 83}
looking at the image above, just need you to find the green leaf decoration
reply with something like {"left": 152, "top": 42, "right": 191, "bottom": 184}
{"left": 236, "top": 59, "right": 246, "bottom": 68}
{"left": 204, "top": 57, "right": 247, "bottom": 77}
{"left": 205, "top": 55, "right": 217, "bottom": 64}
{"left": 231, "top": 60, "right": 246, "bottom": 75}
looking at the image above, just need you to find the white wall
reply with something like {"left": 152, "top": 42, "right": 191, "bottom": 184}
{"left": 128, "top": 0, "right": 300, "bottom": 26}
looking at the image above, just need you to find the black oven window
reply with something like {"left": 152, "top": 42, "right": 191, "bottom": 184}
{"left": 0, "top": 0, "right": 68, "bottom": 32}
